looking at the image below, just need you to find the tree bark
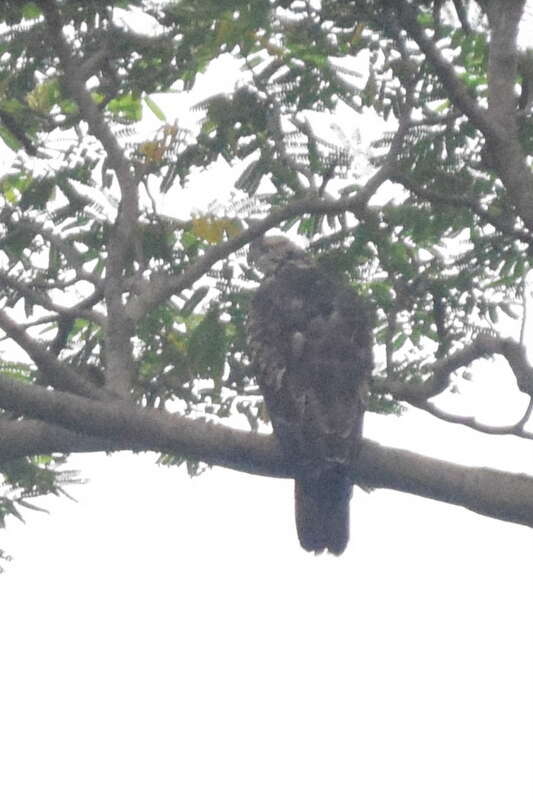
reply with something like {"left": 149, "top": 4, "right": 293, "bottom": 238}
{"left": 0, "top": 374, "right": 531, "bottom": 530}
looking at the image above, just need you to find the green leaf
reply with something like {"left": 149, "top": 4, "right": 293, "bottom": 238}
{"left": 107, "top": 93, "right": 142, "bottom": 121}
{"left": 144, "top": 95, "right": 167, "bottom": 121}
{"left": 187, "top": 310, "right": 227, "bottom": 381}
{"left": 392, "top": 332, "right": 408, "bottom": 351}
{"left": 21, "top": 2, "right": 41, "bottom": 18}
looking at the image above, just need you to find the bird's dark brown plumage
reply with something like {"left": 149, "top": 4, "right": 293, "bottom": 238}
{"left": 247, "top": 236, "right": 373, "bottom": 554}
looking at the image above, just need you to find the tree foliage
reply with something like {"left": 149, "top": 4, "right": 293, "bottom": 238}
{"left": 0, "top": 0, "right": 533, "bottom": 536}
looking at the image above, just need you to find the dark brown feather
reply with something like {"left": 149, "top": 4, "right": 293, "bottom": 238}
{"left": 247, "top": 237, "right": 373, "bottom": 554}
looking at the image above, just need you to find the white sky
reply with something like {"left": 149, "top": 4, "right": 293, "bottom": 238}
{"left": 0, "top": 394, "right": 532, "bottom": 799}
{"left": 0, "top": 4, "right": 532, "bottom": 798}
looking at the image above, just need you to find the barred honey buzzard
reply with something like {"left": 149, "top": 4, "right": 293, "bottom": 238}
{"left": 247, "top": 236, "right": 373, "bottom": 554}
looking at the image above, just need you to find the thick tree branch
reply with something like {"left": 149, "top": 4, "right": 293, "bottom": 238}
{"left": 0, "top": 374, "right": 531, "bottom": 530}
{"left": 39, "top": 0, "right": 139, "bottom": 395}
{"left": 393, "top": 0, "right": 533, "bottom": 229}
{"left": 0, "top": 418, "right": 126, "bottom": 459}
{"left": 485, "top": 0, "right": 524, "bottom": 130}
{"left": 0, "top": 373, "right": 284, "bottom": 475}
{"left": 483, "top": 0, "right": 533, "bottom": 227}
{"left": 360, "top": 435, "right": 533, "bottom": 528}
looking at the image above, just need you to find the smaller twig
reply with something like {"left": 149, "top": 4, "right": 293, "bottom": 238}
{"left": 515, "top": 395, "right": 533, "bottom": 431}
{"left": 376, "top": 334, "right": 533, "bottom": 403}
{"left": 519, "top": 268, "right": 531, "bottom": 346}
{"left": 414, "top": 398, "right": 533, "bottom": 439}
{"left": 0, "top": 272, "right": 105, "bottom": 326}
{"left": 392, "top": 175, "right": 533, "bottom": 245}
{"left": 0, "top": 309, "right": 104, "bottom": 399}
{"left": 268, "top": 105, "right": 314, "bottom": 192}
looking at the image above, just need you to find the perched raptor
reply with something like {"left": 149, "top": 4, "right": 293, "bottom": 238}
{"left": 247, "top": 236, "right": 373, "bottom": 554}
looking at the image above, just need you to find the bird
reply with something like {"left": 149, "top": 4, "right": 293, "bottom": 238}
{"left": 246, "top": 235, "right": 373, "bottom": 554}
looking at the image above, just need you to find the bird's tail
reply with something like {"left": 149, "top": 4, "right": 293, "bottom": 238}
{"left": 294, "top": 467, "right": 353, "bottom": 555}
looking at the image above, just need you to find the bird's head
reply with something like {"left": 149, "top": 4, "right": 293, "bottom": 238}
{"left": 248, "top": 236, "right": 312, "bottom": 276}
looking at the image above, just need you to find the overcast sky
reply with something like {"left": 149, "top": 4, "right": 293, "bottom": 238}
{"left": 0, "top": 4, "right": 533, "bottom": 798}
{"left": 0, "top": 390, "right": 532, "bottom": 799}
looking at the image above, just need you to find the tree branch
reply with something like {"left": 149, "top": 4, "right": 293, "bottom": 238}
{"left": 392, "top": 174, "right": 533, "bottom": 244}
{"left": 0, "top": 270, "right": 105, "bottom": 327}
{"left": 392, "top": 0, "right": 493, "bottom": 136}
{"left": 126, "top": 117, "right": 408, "bottom": 322}
{"left": 377, "top": 333, "right": 533, "bottom": 404}
{"left": 0, "top": 418, "right": 127, "bottom": 459}
{"left": 483, "top": 0, "right": 533, "bottom": 227}
{"left": 485, "top": 0, "right": 525, "bottom": 131}
{"left": 14, "top": 217, "right": 87, "bottom": 269}
{"left": 0, "top": 309, "right": 104, "bottom": 399}
{"left": 0, "top": 373, "right": 531, "bottom": 530}
{"left": 39, "top": 0, "right": 139, "bottom": 395}
{"left": 411, "top": 397, "right": 533, "bottom": 439}
{"left": 393, "top": 0, "right": 533, "bottom": 229}
{"left": 360, "top": 435, "right": 533, "bottom": 528}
